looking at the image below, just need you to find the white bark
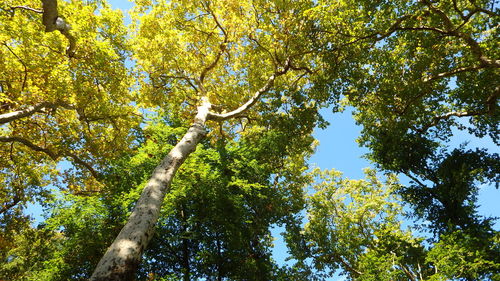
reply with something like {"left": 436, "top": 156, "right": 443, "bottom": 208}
{"left": 90, "top": 68, "right": 291, "bottom": 279}
{"left": 0, "top": 103, "right": 48, "bottom": 125}
{"left": 207, "top": 60, "right": 290, "bottom": 121}
{"left": 90, "top": 100, "right": 211, "bottom": 281}
{"left": 0, "top": 101, "right": 74, "bottom": 125}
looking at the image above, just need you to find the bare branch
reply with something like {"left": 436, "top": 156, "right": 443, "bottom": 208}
{"left": 41, "top": 0, "right": 76, "bottom": 56}
{"left": 0, "top": 101, "right": 75, "bottom": 125}
{"left": 207, "top": 59, "right": 291, "bottom": 121}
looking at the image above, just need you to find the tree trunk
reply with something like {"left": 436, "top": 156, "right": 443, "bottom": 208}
{"left": 90, "top": 101, "right": 211, "bottom": 281}
{"left": 180, "top": 207, "right": 191, "bottom": 281}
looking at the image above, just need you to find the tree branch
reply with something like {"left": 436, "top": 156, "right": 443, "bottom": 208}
{"left": 420, "top": 110, "right": 489, "bottom": 132}
{"left": 65, "top": 152, "right": 101, "bottom": 179}
{"left": 207, "top": 59, "right": 291, "bottom": 121}
{"left": 468, "top": 0, "right": 500, "bottom": 17}
{"left": 0, "top": 136, "right": 101, "bottom": 179}
{"left": 0, "top": 101, "right": 75, "bottom": 125}
{"left": 420, "top": 0, "right": 500, "bottom": 67}
{"left": 423, "top": 65, "right": 485, "bottom": 82}
{"left": 248, "top": 34, "right": 276, "bottom": 67}
{"left": 0, "top": 136, "right": 58, "bottom": 159}
{"left": 452, "top": 0, "right": 466, "bottom": 19}
{"left": 2, "top": 43, "right": 28, "bottom": 91}
{"left": 10, "top": 6, "right": 43, "bottom": 13}
{"left": 198, "top": 2, "right": 229, "bottom": 86}
{"left": 395, "top": 26, "right": 449, "bottom": 35}
{"left": 406, "top": 173, "right": 429, "bottom": 188}
{"left": 328, "top": 253, "right": 363, "bottom": 277}
{"left": 319, "top": 14, "right": 414, "bottom": 50}
{"left": 401, "top": 264, "right": 417, "bottom": 281}
{"left": 420, "top": 0, "right": 455, "bottom": 30}
{"left": 41, "top": 0, "right": 76, "bottom": 56}
{"left": 0, "top": 196, "right": 21, "bottom": 215}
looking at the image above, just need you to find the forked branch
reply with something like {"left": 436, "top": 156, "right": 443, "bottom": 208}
{"left": 41, "top": 0, "right": 76, "bottom": 56}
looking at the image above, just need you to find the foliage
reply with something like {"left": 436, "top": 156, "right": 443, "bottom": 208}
{"left": 0, "top": 0, "right": 498, "bottom": 280}
{"left": 287, "top": 168, "right": 431, "bottom": 280}
{"left": 306, "top": 1, "right": 500, "bottom": 279}
{"left": 0, "top": 194, "right": 119, "bottom": 280}
{"left": 0, "top": 0, "right": 140, "bottom": 256}
{"left": 1, "top": 117, "right": 317, "bottom": 280}
{"left": 400, "top": 148, "right": 499, "bottom": 233}
{"left": 130, "top": 0, "right": 328, "bottom": 131}
{"left": 426, "top": 229, "right": 500, "bottom": 280}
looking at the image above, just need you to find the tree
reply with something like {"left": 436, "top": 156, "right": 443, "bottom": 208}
{"left": 305, "top": 1, "right": 499, "bottom": 279}
{"left": 0, "top": 0, "right": 139, "bottom": 268}
{"left": 304, "top": 0, "right": 498, "bottom": 161}
{"left": 133, "top": 120, "right": 312, "bottom": 280}
{"left": 286, "top": 168, "right": 432, "bottom": 280}
{"left": 3, "top": 0, "right": 328, "bottom": 278}
{"left": 1, "top": 116, "right": 317, "bottom": 280}
{"left": 88, "top": 0, "right": 332, "bottom": 279}
{"left": 2, "top": 0, "right": 498, "bottom": 279}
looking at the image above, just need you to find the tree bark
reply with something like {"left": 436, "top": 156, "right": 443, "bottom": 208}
{"left": 41, "top": 0, "right": 76, "bottom": 56}
{"left": 90, "top": 68, "right": 288, "bottom": 280}
{"left": 89, "top": 100, "right": 211, "bottom": 281}
{"left": 180, "top": 207, "right": 191, "bottom": 281}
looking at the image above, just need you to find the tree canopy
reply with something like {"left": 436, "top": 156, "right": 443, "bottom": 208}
{"left": 0, "top": 0, "right": 498, "bottom": 280}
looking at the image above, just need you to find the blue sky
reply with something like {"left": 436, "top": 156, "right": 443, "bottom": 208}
{"left": 269, "top": 106, "right": 500, "bottom": 278}
{"left": 312, "top": 107, "right": 500, "bottom": 224}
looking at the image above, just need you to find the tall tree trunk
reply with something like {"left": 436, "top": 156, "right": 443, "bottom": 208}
{"left": 180, "top": 207, "right": 191, "bottom": 281}
{"left": 90, "top": 101, "right": 211, "bottom": 281}
{"left": 216, "top": 234, "right": 223, "bottom": 281}
{"left": 90, "top": 70, "right": 284, "bottom": 280}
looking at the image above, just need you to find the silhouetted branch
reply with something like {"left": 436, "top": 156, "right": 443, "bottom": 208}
{"left": 0, "top": 136, "right": 102, "bottom": 179}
